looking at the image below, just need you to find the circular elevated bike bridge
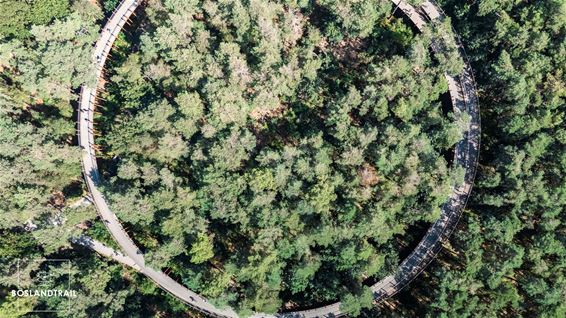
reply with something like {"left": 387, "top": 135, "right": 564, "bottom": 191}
{"left": 77, "top": 0, "right": 480, "bottom": 317}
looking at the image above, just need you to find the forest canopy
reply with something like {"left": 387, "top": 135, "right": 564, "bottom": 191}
{"left": 92, "top": 0, "right": 468, "bottom": 314}
{"left": 0, "top": 0, "right": 563, "bottom": 317}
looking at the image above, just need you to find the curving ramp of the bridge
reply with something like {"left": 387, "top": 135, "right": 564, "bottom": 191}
{"left": 77, "top": 0, "right": 480, "bottom": 317}
{"left": 78, "top": 0, "right": 144, "bottom": 266}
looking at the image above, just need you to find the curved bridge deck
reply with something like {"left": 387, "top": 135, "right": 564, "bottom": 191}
{"left": 77, "top": 0, "right": 480, "bottom": 317}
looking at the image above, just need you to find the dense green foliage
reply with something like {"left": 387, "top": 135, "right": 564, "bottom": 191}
{"left": 0, "top": 0, "right": 103, "bottom": 316}
{"left": 96, "top": 0, "right": 465, "bottom": 313}
{"left": 365, "top": 1, "right": 566, "bottom": 317}
{"left": 0, "top": 0, "right": 70, "bottom": 39}
{"left": 0, "top": 0, "right": 101, "bottom": 242}
{"left": 0, "top": 0, "right": 563, "bottom": 317}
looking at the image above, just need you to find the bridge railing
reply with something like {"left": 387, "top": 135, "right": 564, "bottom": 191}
{"left": 94, "top": 1, "right": 138, "bottom": 75}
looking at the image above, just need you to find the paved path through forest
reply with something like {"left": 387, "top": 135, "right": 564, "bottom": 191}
{"left": 77, "top": 0, "right": 480, "bottom": 317}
